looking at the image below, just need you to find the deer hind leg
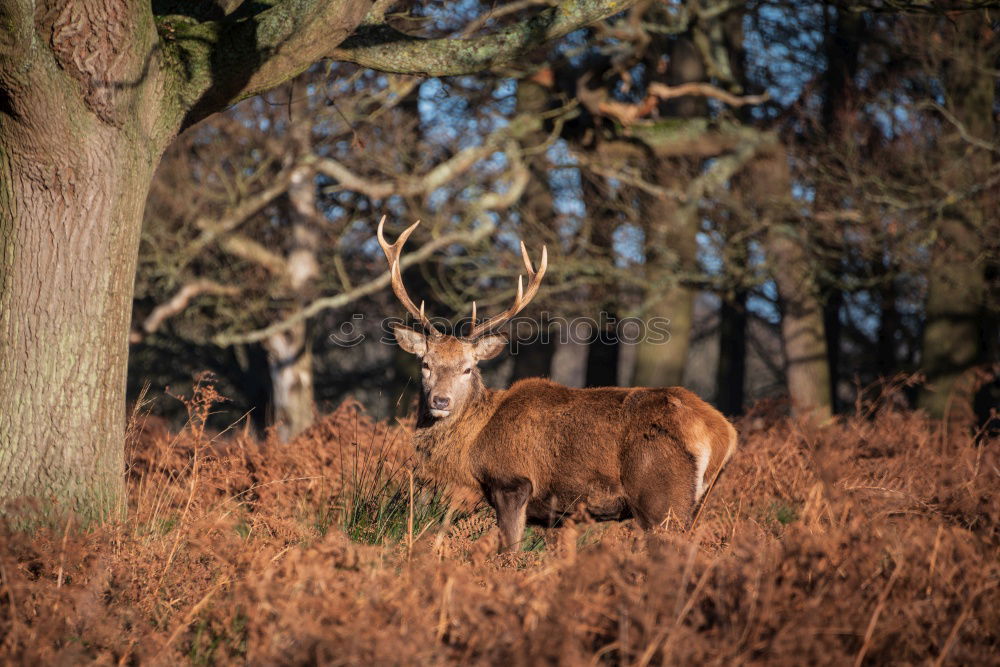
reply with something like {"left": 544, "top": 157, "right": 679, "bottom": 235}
{"left": 623, "top": 444, "right": 697, "bottom": 530}
{"left": 482, "top": 476, "right": 532, "bottom": 553}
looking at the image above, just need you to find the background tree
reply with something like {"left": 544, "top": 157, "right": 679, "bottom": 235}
{"left": 913, "top": 14, "right": 997, "bottom": 421}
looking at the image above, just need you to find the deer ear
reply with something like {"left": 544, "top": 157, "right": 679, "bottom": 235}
{"left": 473, "top": 333, "right": 508, "bottom": 360}
{"left": 393, "top": 324, "right": 427, "bottom": 356}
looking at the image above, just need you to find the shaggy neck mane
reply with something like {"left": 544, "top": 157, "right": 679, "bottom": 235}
{"left": 413, "top": 373, "right": 498, "bottom": 490}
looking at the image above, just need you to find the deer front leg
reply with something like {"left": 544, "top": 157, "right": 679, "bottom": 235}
{"left": 482, "top": 477, "right": 532, "bottom": 553}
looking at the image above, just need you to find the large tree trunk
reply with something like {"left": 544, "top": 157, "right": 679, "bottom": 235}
{"left": 0, "top": 14, "right": 165, "bottom": 517}
{"left": 586, "top": 315, "right": 619, "bottom": 387}
{"left": 632, "top": 151, "right": 697, "bottom": 388}
{"left": 918, "top": 220, "right": 987, "bottom": 420}
{"left": 757, "top": 148, "right": 832, "bottom": 420}
{"left": 716, "top": 291, "right": 747, "bottom": 415}
{"left": 632, "top": 36, "right": 704, "bottom": 389}
{"left": 632, "top": 255, "right": 694, "bottom": 387}
{"left": 550, "top": 320, "right": 590, "bottom": 387}
{"left": 876, "top": 269, "right": 901, "bottom": 379}
{"left": 917, "top": 13, "right": 994, "bottom": 421}
{"left": 511, "top": 341, "right": 555, "bottom": 381}
{"left": 264, "top": 324, "right": 315, "bottom": 442}
{"left": 816, "top": 5, "right": 863, "bottom": 413}
{"left": 822, "top": 290, "right": 843, "bottom": 412}
{"left": 580, "top": 196, "right": 620, "bottom": 388}
{"left": 632, "top": 267, "right": 694, "bottom": 387}
{"left": 270, "top": 103, "right": 320, "bottom": 441}
{"left": 768, "top": 227, "right": 833, "bottom": 420}
{"left": 713, "top": 4, "right": 749, "bottom": 415}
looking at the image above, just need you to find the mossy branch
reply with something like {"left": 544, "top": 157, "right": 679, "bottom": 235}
{"left": 158, "top": 0, "right": 635, "bottom": 129}
{"left": 159, "top": 0, "right": 373, "bottom": 129}
{"left": 331, "top": 0, "right": 639, "bottom": 76}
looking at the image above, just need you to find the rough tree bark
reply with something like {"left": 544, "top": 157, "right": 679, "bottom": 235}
{"left": 0, "top": 3, "right": 172, "bottom": 519}
{"left": 0, "top": 0, "right": 635, "bottom": 519}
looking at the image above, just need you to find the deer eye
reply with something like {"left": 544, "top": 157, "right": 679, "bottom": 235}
{"left": 422, "top": 362, "right": 430, "bottom": 370}
{"left": 463, "top": 368, "right": 472, "bottom": 374}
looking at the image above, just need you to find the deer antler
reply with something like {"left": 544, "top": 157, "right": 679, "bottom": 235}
{"left": 467, "top": 241, "right": 547, "bottom": 339}
{"left": 376, "top": 216, "right": 440, "bottom": 335}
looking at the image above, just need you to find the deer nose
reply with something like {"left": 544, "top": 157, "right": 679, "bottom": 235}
{"left": 431, "top": 395, "right": 450, "bottom": 410}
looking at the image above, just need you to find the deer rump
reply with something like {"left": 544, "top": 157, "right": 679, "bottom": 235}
{"left": 468, "top": 379, "right": 736, "bottom": 530}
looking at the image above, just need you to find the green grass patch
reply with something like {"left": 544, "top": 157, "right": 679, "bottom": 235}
{"left": 319, "top": 435, "right": 457, "bottom": 546}
{"left": 762, "top": 500, "right": 800, "bottom": 526}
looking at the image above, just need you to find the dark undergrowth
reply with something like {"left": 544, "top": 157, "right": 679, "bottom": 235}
{"left": 1, "top": 377, "right": 998, "bottom": 664}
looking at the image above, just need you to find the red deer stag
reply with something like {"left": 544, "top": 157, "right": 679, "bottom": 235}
{"left": 377, "top": 217, "right": 737, "bottom": 552}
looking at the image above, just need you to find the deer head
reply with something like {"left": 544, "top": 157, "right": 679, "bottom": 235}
{"left": 376, "top": 216, "right": 547, "bottom": 419}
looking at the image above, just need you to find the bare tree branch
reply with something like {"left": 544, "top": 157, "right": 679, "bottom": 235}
{"left": 179, "top": 168, "right": 297, "bottom": 269}
{"left": 627, "top": 119, "right": 772, "bottom": 158}
{"left": 478, "top": 144, "right": 530, "bottom": 210}
{"left": 330, "top": 0, "right": 639, "bottom": 76}
{"left": 924, "top": 101, "right": 1000, "bottom": 154}
{"left": 165, "top": 108, "right": 543, "bottom": 347}
{"left": 574, "top": 156, "right": 683, "bottom": 199}
{"left": 682, "top": 131, "right": 777, "bottom": 205}
{"left": 311, "top": 111, "right": 550, "bottom": 197}
{"left": 648, "top": 82, "right": 770, "bottom": 108}
{"left": 590, "top": 82, "right": 769, "bottom": 126}
{"left": 131, "top": 280, "right": 241, "bottom": 343}
{"left": 813, "top": 210, "right": 864, "bottom": 224}
{"left": 210, "top": 222, "right": 498, "bottom": 346}
{"left": 218, "top": 234, "right": 289, "bottom": 275}
{"left": 213, "top": 151, "right": 531, "bottom": 346}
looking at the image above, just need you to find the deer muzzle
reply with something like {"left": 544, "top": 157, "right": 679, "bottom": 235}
{"left": 429, "top": 395, "right": 451, "bottom": 417}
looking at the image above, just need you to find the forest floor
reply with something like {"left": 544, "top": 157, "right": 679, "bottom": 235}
{"left": 1, "top": 377, "right": 998, "bottom": 665}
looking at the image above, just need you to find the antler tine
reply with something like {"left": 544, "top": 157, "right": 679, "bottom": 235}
{"left": 377, "top": 215, "right": 422, "bottom": 264}
{"left": 468, "top": 301, "right": 478, "bottom": 337}
{"left": 376, "top": 216, "right": 439, "bottom": 335}
{"left": 520, "top": 241, "right": 535, "bottom": 275}
{"left": 521, "top": 245, "right": 546, "bottom": 303}
{"left": 467, "top": 243, "right": 548, "bottom": 339}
